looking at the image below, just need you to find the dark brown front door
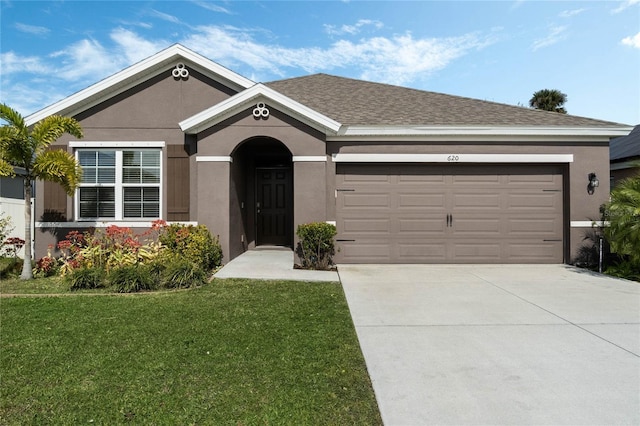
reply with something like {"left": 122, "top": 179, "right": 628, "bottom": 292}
{"left": 256, "top": 167, "right": 292, "bottom": 246}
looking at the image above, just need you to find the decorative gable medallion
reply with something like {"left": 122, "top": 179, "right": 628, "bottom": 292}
{"left": 172, "top": 63, "right": 189, "bottom": 79}
{"left": 253, "top": 102, "right": 270, "bottom": 119}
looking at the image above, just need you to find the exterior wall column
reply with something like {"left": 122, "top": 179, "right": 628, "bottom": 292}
{"left": 293, "top": 157, "right": 328, "bottom": 255}
{"left": 196, "top": 156, "right": 231, "bottom": 264}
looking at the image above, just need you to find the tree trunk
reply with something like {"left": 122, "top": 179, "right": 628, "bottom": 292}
{"left": 20, "top": 178, "right": 33, "bottom": 280}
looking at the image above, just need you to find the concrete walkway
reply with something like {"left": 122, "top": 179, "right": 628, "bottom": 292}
{"left": 339, "top": 264, "right": 640, "bottom": 426}
{"left": 213, "top": 248, "right": 339, "bottom": 282}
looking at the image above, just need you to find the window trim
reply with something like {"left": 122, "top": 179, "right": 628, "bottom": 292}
{"left": 75, "top": 146, "right": 163, "bottom": 222}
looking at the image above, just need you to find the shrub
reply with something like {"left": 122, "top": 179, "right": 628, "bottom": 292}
{"left": 0, "top": 257, "right": 22, "bottom": 279}
{"left": 34, "top": 254, "right": 60, "bottom": 278}
{"left": 109, "top": 265, "right": 155, "bottom": 293}
{"left": 67, "top": 267, "right": 106, "bottom": 290}
{"left": 160, "top": 259, "right": 207, "bottom": 289}
{"left": 158, "top": 224, "right": 222, "bottom": 271}
{"left": 0, "top": 212, "right": 14, "bottom": 246}
{"left": 295, "top": 222, "right": 337, "bottom": 270}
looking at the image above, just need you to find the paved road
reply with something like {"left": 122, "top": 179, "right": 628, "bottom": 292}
{"left": 339, "top": 264, "right": 640, "bottom": 425}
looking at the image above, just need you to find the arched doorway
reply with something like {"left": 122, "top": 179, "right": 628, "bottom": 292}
{"left": 232, "top": 137, "right": 293, "bottom": 248}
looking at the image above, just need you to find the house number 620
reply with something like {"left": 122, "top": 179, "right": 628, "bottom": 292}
{"left": 447, "top": 155, "right": 460, "bottom": 162}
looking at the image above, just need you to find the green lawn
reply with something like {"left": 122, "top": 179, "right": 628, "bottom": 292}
{"left": 0, "top": 279, "right": 382, "bottom": 425}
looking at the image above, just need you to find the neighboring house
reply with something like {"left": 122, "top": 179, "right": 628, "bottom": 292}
{"left": 0, "top": 169, "right": 31, "bottom": 257}
{"left": 26, "top": 44, "right": 632, "bottom": 264}
{"left": 610, "top": 124, "right": 640, "bottom": 187}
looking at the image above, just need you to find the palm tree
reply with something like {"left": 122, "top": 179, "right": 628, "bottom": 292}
{"left": 529, "top": 89, "right": 568, "bottom": 113}
{"left": 603, "top": 175, "right": 640, "bottom": 268}
{"left": 0, "top": 103, "right": 83, "bottom": 279}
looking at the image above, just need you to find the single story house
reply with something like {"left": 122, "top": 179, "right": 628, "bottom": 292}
{"left": 27, "top": 44, "right": 632, "bottom": 264}
{"left": 610, "top": 124, "right": 640, "bottom": 187}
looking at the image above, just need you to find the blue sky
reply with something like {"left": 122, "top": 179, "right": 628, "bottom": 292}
{"left": 1, "top": 0, "right": 639, "bottom": 125}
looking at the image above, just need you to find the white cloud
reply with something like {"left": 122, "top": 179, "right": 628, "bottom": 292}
{"left": 149, "top": 9, "right": 183, "bottom": 24}
{"left": 612, "top": 0, "right": 639, "bottom": 14}
{"left": 531, "top": 25, "right": 567, "bottom": 51}
{"left": 622, "top": 31, "right": 640, "bottom": 48}
{"left": 191, "top": 1, "right": 232, "bottom": 14}
{"left": 110, "top": 28, "right": 168, "bottom": 64}
{"left": 559, "top": 8, "right": 586, "bottom": 18}
{"left": 182, "top": 26, "right": 493, "bottom": 85}
{"left": 324, "top": 19, "right": 384, "bottom": 36}
{"left": 52, "top": 39, "right": 123, "bottom": 81}
{"left": 15, "top": 22, "right": 50, "bottom": 35}
{"left": 0, "top": 25, "right": 496, "bottom": 113}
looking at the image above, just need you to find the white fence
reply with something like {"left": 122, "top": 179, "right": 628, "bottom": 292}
{"left": 0, "top": 197, "right": 33, "bottom": 258}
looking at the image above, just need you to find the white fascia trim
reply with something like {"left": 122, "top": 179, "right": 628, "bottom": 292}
{"left": 332, "top": 153, "right": 574, "bottom": 163}
{"left": 571, "top": 221, "right": 608, "bottom": 228}
{"left": 292, "top": 156, "right": 327, "bottom": 162}
{"left": 329, "top": 126, "right": 633, "bottom": 142}
{"left": 196, "top": 156, "right": 233, "bottom": 162}
{"left": 35, "top": 221, "right": 198, "bottom": 228}
{"left": 69, "top": 141, "right": 165, "bottom": 148}
{"left": 25, "top": 44, "right": 254, "bottom": 126}
{"left": 179, "top": 83, "right": 342, "bottom": 135}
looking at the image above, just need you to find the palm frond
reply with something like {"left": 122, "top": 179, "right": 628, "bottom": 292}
{"left": 31, "top": 116, "right": 84, "bottom": 157}
{"left": 0, "top": 104, "right": 27, "bottom": 137}
{"left": 33, "top": 149, "right": 83, "bottom": 195}
{"left": 0, "top": 158, "right": 16, "bottom": 177}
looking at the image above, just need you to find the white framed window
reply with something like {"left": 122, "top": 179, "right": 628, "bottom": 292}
{"left": 76, "top": 148, "right": 162, "bottom": 221}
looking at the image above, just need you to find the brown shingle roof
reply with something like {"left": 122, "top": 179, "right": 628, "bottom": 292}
{"left": 266, "top": 73, "right": 623, "bottom": 127}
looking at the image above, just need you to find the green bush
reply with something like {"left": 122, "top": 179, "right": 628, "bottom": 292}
{"left": 0, "top": 257, "right": 22, "bottom": 279}
{"left": 159, "top": 224, "right": 222, "bottom": 271}
{"left": 67, "top": 267, "right": 106, "bottom": 290}
{"left": 109, "top": 265, "right": 155, "bottom": 293}
{"left": 160, "top": 259, "right": 207, "bottom": 289}
{"left": 295, "top": 222, "right": 337, "bottom": 270}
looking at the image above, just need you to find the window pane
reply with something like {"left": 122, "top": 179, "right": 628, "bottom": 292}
{"left": 124, "top": 204, "right": 142, "bottom": 218}
{"left": 79, "top": 187, "right": 114, "bottom": 218}
{"left": 143, "top": 188, "right": 159, "bottom": 202}
{"left": 141, "top": 151, "right": 160, "bottom": 167}
{"left": 99, "top": 202, "right": 115, "bottom": 217}
{"left": 123, "top": 168, "right": 141, "bottom": 183}
{"left": 97, "top": 167, "right": 115, "bottom": 183}
{"left": 79, "top": 151, "right": 96, "bottom": 167}
{"left": 123, "top": 188, "right": 141, "bottom": 202}
{"left": 98, "top": 151, "right": 115, "bottom": 166}
{"left": 82, "top": 168, "right": 96, "bottom": 184}
{"left": 123, "top": 151, "right": 140, "bottom": 166}
{"left": 80, "top": 187, "right": 97, "bottom": 202}
{"left": 143, "top": 204, "right": 159, "bottom": 217}
{"left": 141, "top": 168, "right": 160, "bottom": 183}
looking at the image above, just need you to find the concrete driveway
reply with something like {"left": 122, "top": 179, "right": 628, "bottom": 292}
{"left": 338, "top": 264, "right": 640, "bottom": 425}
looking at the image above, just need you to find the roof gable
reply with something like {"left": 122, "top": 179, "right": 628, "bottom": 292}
{"left": 179, "top": 83, "right": 341, "bottom": 135}
{"left": 25, "top": 44, "right": 254, "bottom": 126}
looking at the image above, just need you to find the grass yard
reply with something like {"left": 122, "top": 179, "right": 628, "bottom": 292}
{"left": 0, "top": 279, "right": 382, "bottom": 425}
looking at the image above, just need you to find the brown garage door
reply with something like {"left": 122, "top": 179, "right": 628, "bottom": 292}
{"left": 335, "top": 164, "right": 564, "bottom": 263}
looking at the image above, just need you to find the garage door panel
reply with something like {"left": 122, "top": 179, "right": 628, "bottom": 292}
{"left": 453, "top": 193, "right": 501, "bottom": 209}
{"left": 451, "top": 243, "right": 502, "bottom": 261}
{"left": 507, "top": 218, "right": 561, "bottom": 235}
{"left": 398, "top": 243, "right": 447, "bottom": 261}
{"left": 398, "top": 193, "right": 446, "bottom": 209}
{"left": 506, "top": 241, "right": 563, "bottom": 262}
{"left": 342, "top": 218, "right": 390, "bottom": 234}
{"left": 508, "top": 193, "right": 561, "bottom": 209}
{"left": 339, "top": 241, "right": 391, "bottom": 262}
{"left": 335, "top": 164, "right": 564, "bottom": 264}
{"left": 398, "top": 218, "right": 445, "bottom": 234}
{"left": 342, "top": 193, "right": 389, "bottom": 208}
{"left": 452, "top": 218, "right": 501, "bottom": 235}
